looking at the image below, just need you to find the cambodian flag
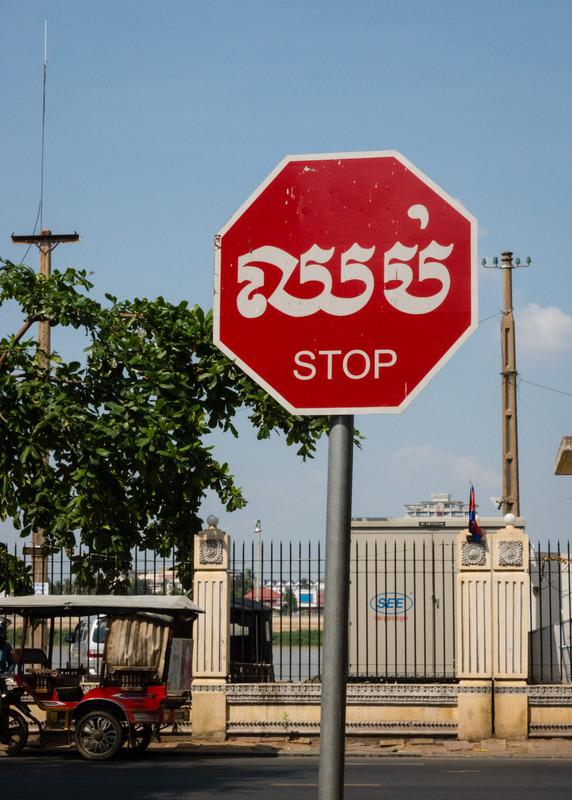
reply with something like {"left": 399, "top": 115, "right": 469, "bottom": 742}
{"left": 468, "top": 485, "right": 483, "bottom": 542}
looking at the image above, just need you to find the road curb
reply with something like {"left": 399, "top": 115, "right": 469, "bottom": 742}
{"left": 147, "top": 736, "right": 572, "bottom": 760}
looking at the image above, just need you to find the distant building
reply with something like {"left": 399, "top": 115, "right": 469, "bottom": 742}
{"left": 131, "top": 566, "right": 182, "bottom": 594}
{"left": 244, "top": 587, "right": 282, "bottom": 609}
{"left": 260, "top": 579, "right": 325, "bottom": 612}
{"left": 352, "top": 490, "right": 524, "bottom": 541}
{"left": 404, "top": 492, "right": 470, "bottom": 518}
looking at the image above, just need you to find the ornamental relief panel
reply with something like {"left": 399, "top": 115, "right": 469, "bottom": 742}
{"left": 227, "top": 719, "right": 457, "bottom": 734}
{"left": 226, "top": 683, "right": 460, "bottom": 706}
{"left": 199, "top": 538, "right": 224, "bottom": 565}
{"left": 497, "top": 539, "right": 524, "bottom": 568}
{"left": 460, "top": 540, "right": 487, "bottom": 568}
{"left": 194, "top": 530, "right": 230, "bottom": 570}
{"left": 492, "top": 532, "right": 529, "bottom": 571}
{"left": 457, "top": 529, "right": 529, "bottom": 572}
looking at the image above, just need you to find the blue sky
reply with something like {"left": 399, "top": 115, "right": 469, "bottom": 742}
{"left": 2, "top": 1, "right": 572, "bottom": 551}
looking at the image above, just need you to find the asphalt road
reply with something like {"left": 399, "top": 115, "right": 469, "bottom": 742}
{"left": 3, "top": 752, "right": 572, "bottom": 800}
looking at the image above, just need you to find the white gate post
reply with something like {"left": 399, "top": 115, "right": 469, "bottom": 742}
{"left": 456, "top": 530, "right": 494, "bottom": 740}
{"left": 456, "top": 518, "right": 529, "bottom": 740}
{"left": 191, "top": 516, "right": 230, "bottom": 741}
{"left": 490, "top": 520, "right": 530, "bottom": 739}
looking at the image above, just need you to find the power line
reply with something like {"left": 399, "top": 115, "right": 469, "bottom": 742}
{"left": 478, "top": 313, "right": 501, "bottom": 324}
{"left": 522, "top": 496, "right": 572, "bottom": 507}
{"left": 519, "top": 378, "right": 572, "bottom": 399}
{"left": 17, "top": 22, "right": 48, "bottom": 265}
{"left": 478, "top": 312, "right": 572, "bottom": 399}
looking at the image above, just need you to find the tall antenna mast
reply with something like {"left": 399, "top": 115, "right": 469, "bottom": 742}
{"left": 40, "top": 19, "right": 47, "bottom": 230}
{"left": 11, "top": 21, "right": 81, "bottom": 593}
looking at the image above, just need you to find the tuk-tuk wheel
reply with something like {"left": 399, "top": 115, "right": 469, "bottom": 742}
{"left": 128, "top": 724, "right": 153, "bottom": 753}
{"left": 74, "top": 710, "right": 124, "bottom": 761}
{"left": 0, "top": 710, "right": 28, "bottom": 757}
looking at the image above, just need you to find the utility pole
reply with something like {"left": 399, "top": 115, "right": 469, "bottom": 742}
{"left": 483, "top": 251, "right": 530, "bottom": 517}
{"left": 11, "top": 229, "right": 80, "bottom": 591}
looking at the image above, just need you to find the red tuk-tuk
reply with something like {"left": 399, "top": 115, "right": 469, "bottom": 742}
{"left": 0, "top": 594, "right": 202, "bottom": 760}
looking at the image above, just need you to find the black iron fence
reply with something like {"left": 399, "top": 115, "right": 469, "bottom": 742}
{"left": 230, "top": 540, "right": 324, "bottom": 683}
{"left": 348, "top": 537, "right": 457, "bottom": 682}
{"left": 529, "top": 541, "right": 572, "bottom": 684}
{"left": 2, "top": 537, "right": 572, "bottom": 684}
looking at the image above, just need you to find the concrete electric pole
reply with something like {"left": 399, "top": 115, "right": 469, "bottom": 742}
{"left": 483, "top": 251, "right": 530, "bottom": 518}
{"left": 11, "top": 229, "right": 81, "bottom": 591}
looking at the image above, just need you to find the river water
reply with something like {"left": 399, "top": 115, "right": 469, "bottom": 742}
{"left": 272, "top": 645, "right": 321, "bottom": 683}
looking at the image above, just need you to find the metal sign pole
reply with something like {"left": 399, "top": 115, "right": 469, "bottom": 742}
{"left": 318, "top": 414, "right": 354, "bottom": 800}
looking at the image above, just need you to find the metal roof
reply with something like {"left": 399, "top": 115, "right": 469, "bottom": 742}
{"left": 0, "top": 594, "right": 203, "bottom": 618}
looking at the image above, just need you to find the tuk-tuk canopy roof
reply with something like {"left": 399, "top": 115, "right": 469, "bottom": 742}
{"left": 0, "top": 594, "right": 203, "bottom": 620}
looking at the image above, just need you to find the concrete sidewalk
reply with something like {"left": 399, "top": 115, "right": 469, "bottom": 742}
{"left": 149, "top": 734, "right": 572, "bottom": 759}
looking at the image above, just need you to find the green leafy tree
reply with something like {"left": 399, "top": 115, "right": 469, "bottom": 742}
{"left": 283, "top": 589, "right": 298, "bottom": 614}
{"left": 0, "top": 542, "right": 32, "bottom": 595}
{"left": 232, "top": 568, "right": 255, "bottom": 599}
{"left": 0, "top": 260, "right": 338, "bottom": 591}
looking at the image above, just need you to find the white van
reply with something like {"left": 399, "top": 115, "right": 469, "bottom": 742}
{"left": 68, "top": 616, "right": 106, "bottom": 677}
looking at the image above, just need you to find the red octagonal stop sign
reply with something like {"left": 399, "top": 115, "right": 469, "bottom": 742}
{"left": 214, "top": 151, "right": 477, "bottom": 415}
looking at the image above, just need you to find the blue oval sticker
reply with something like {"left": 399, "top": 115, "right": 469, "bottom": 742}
{"left": 369, "top": 592, "right": 413, "bottom": 613}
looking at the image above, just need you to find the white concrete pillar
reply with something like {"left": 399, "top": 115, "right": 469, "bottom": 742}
{"left": 456, "top": 521, "right": 529, "bottom": 740}
{"left": 192, "top": 517, "right": 230, "bottom": 740}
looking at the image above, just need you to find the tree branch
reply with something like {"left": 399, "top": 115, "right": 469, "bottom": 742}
{"left": 0, "top": 316, "right": 48, "bottom": 374}
{"left": 10, "top": 373, "right": 83, "bottom": 384}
